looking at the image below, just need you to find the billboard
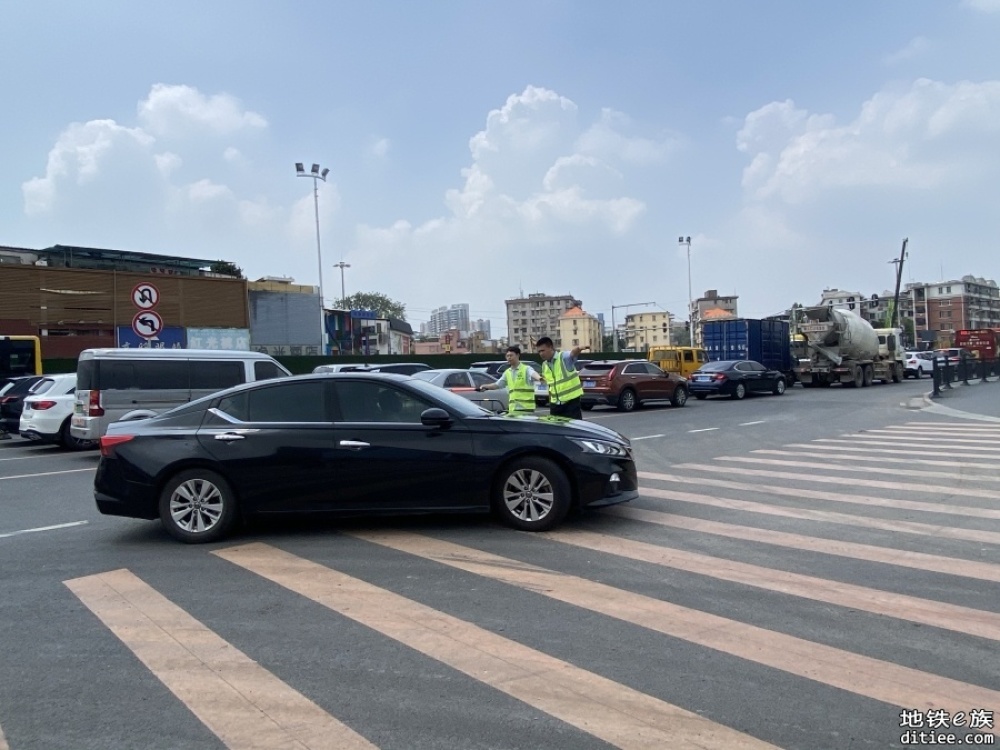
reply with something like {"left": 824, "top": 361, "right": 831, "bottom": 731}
{"left": 117, "top": 326, "right": 186, "bottom": 349}
{"left": 187, "top": 328, "right": 251, "bottom": 350}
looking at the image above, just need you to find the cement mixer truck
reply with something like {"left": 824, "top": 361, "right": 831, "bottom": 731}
{"left": 793, "top": 306, "right": 904, "bottom": 387}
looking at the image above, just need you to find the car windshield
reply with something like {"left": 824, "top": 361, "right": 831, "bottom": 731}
{"left": 696, "top": 361, "right": 733, "bottom": 372}
{"left": 410, "top": 371, "right": 439, "bottom": 381}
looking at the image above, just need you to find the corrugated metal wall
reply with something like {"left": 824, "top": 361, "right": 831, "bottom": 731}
{"left": 249, "top": 290, "right": 322, "bottom": 347}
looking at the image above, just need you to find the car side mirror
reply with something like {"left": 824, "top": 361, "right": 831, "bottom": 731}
{"left": 420, "top": 408, "right": 452, "bottom": 428}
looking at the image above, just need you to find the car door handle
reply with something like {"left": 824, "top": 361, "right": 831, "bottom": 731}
{"left": 214, "top": 432, "right": 246, "bottom": 442}
{"left": 339, "top": 440, "right": 370, "bottom": 450}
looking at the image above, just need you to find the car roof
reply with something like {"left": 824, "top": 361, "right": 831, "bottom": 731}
{"left": 78, "top": 348, "right": 277, "bottom": 360}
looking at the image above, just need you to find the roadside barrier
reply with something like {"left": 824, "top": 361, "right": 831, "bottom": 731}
{"left": 931, "top": 356, "right": 997, "bottom": 398}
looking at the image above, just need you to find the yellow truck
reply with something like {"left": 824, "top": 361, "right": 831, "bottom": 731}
{"left": 647, "top": 346, "right": 708, "bottom": 379}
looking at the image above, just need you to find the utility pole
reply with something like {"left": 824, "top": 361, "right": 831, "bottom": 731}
{"left": 890, "top": 238, "right": 908, "bottom": 329}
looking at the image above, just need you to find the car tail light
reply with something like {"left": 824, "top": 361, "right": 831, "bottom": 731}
{"left": 713, "top": 373, "right": 727, "bottom": 381}
{"left": 88, "top": 390, "right": 105, "bottom": 417}
{"left": 100, "top": 434, "right": 134, "bottom": 457}
{"left": 28, "top": 400, "right": 57, "bottom": 410}
{"left": 0, "top": 396, "right": 16, "bottom": 404}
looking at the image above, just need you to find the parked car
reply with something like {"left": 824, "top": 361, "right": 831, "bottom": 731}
{"left": 688, "top": 360, "right": 787, "bottom": 400}
{"left": 903, "top": 351, "right": 934, "bottom": 379}
{"left": 1, "top": 375, "right": 46, "bottom": 435}
{"left": 411, "top": 368, "right": 508, "bottom": 412}
{"left": 933, "top": 348, "right": 974, "bottom": 367}
{"left": 469, "top": 361, "right": 508, "bottom": 377}
{"left": 93, "top": 373, "right": 638, "bottom": 543}
{"left": 579, "top": 360, "right": 689, "bottom": 412}
{"left": 363, "top": 363, "right": 432, "bottom": 375}
{"left": 312, "top": 363, "right": 370, "bottom": 374}
{"left": 18, "top": 374, "right": 96, "bottom": 450}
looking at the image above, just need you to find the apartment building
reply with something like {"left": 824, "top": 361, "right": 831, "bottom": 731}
{"left": 426, "top": 303, "right": 471, "bottom": 337}
{"left": 558, "top": 306, "right": 603, "bottom": 353}
{"left": 691, "top": 290, "right": 738, "bottom": 347}
{"left": 900, "top": 275, "right": 1000, "bottom": 346}
{"left": 505, "top": 292, "right": 582, "bottom": 351}
{"left": 622, "top": 310, "right": 672, "bottom": 352}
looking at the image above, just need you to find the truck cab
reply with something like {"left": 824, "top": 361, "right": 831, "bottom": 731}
{"left": 647, "top": 346, "right": 707, "bottom": 379}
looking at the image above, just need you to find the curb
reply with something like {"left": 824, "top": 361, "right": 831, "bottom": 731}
{"left": 918, "top": 390, "right": 1000, "bottom": 423}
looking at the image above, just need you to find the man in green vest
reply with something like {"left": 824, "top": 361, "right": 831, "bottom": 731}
{"left": 535, "top": 336, "right": 589, "bottom": 420}
{"left": 477, "top": 345, "right": 541, "bottom": 414}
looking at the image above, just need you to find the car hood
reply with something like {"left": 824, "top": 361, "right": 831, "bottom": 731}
{"left": 487, "top": 413, "right": 629, "bottom": 444}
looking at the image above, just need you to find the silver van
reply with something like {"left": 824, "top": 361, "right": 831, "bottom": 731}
{"left": 71, "top": 348, "right": 291, "bottom": 440}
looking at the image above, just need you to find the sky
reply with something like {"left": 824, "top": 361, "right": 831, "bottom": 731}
{"left": 4, "top": 1, "right": 1000, "bottom": 337}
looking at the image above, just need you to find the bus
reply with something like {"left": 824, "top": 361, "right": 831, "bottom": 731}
{"left": 0, "top": 335, "right": 42, "bottom": 380}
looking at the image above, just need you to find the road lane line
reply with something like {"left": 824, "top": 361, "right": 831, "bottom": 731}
{"left": 889, "top": 427, "right": 1000, "bottom": 436}
{"left": 65, "top": 569, "right": 378, "bottom": 750}
{"left": 546, "top": 528, "right": 1000, "bottom": 641}
{"left": 0, "top": 521, "right": 88, "bottom": 540}
{"left": 756, "top": 448, "right": 998, "bottom": 471}
{"left": 844, "top": 433, "right": 1000, "bottom": 447}
{"left": 0, "top": 468, "right": 95, "bottom": 481}
{"left": 0, "top": 722, "right": 8, "bottom": 750}
{"left": 215, "top": 543, "right": 780, "bottom": 750}
{"left": 810, "top": 439, "right": 1000, "bottom": 457}
{"left": 672, "top": 463, "right": 1000, "bottom": 500}
{"left": 688, "top": 427, "right": 719, "bottom": 433}
{"left": 901, "top": 423, "right": 1000, "bottom": 432}
{"left": 347, "top": 531, "right": 1000, "bottom": 714}
{"left": 717, "top": 455, "right": 998, "bottom": 484}
{"left": 637, "top": 471, "right": 1000, "bottom": 520}
{"left": 739, "top": 421, "right": 766, "bottom": 426}
{"left": 630, "top": 434, "right": 665, "bottom": 441}
{"left": 614, "top": 501, "right": 1000, "bottom": 583}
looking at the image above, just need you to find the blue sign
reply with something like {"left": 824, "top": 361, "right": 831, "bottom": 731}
{"left": 117, "top": 326, "right": 187, "bottom": 348}
{"left": 350, "top": 309, "right": 377, "bottom": 320}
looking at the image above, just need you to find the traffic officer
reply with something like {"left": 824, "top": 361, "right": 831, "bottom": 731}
{"left": 478, "top": 345, "right": 540, "bottom": 414}
{"left": 535, "top": 336, "right": 589, "bottom": 419}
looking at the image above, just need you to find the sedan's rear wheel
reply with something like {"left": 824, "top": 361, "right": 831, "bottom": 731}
{"left": 492, "top": 457, "right": 571, "bottom": 531}
{"left": 731, "top": 383, "right": 746, "bottom": 400}
{"left": 159, "top": 469, "right": 238, "bottom": 544}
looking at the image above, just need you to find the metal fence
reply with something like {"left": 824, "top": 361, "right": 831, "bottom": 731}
{"left": 931, "top": 356, "right": 999, "bottom": 397}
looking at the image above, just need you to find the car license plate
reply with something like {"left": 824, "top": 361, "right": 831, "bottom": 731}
{"left": 583, "top": 380, "right": 595, "bottom": 387}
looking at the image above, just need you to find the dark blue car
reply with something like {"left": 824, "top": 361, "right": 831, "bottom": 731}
{"left": 688, "top": 360, "right": 787, "bottom": 400}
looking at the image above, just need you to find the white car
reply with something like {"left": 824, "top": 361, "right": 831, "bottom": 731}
{"left": 18, "top": 374, "right": 96, "bottom": 450}
{"left": 903, "top": 351, "right": 934, "bottom": 379}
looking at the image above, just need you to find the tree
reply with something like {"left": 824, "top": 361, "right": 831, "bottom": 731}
{"left": 210, "top": 261, "right": 245, "bottom": 279}
{"left": 336, "top": 291, "right": 406, "bottom": 320}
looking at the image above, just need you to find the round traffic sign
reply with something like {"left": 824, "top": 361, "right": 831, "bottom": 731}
{"left": 132, "top": 310, "right": 164, "bottom": 339}
{"left": 131, "top": 283, "right": 160, "bottom": 309}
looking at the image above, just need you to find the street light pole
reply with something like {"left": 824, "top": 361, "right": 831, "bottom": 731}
{"left": 296, "top": 162, "right": 330, "bottom": 353}
{"left": 678, "top": 236, "right": 693, "bottom": 345}
{"left": 333, "top": 261, "right": 350, "bottom": 306}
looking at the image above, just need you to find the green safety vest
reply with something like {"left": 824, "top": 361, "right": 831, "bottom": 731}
{"left": 542, "top": 353, "right": 583, "bottom": 405}
{"left": 503, "top": 364, "right": 536, "bottom": 413}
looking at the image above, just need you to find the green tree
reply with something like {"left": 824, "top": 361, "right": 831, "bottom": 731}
{"left": 337, "top": 291, "right": 407, "bottom": 320}
{"left": 210, "top": 260, "right": 245, "bottom": 278}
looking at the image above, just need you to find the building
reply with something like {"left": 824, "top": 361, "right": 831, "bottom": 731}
{"left": 248, "top": 277, "right": 323, "bottom": 355}
{"left": 622, "top": 310, "right": 672, "bottom": 352}
{"left": 692, "top": 290, "right": 738, "bottom": 347}
{"left": 472, "top": 318, "right": 492, "bottom": 338}
{"left": 506, "top": 292, "right": 583, "bottom": 351}
{"left": 901, "top": 276, "right": 1000, "bottom": 348}
{"left": 0, "top": 244, "right": 249, "bottom": 359}
{"left": 427, "top": 303, "right": 471, "bottom": 337}
{"left": 558, "top": 306, "right": 603, "bottom": 353}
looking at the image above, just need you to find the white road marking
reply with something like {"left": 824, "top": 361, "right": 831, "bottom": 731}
{"left": 739, "top": 421, "right": 766, "bottom": 426}
{"left": 688, "top": 427, "right": 719, "bottom": 433}
{"left": 0, "top": 521, "right": 88, "bottom": 539}
{"left": 631, "top": 434, "right": 665, "bottom": 441}
{"left": 0, "top": 468, "right": 95, "bottom": 482}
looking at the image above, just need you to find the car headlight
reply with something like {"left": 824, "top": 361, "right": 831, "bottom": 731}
{"left": 570, "top": 438, "right": 630, "bottom": 457}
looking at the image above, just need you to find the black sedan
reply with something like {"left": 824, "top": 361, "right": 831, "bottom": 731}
{"left": 687, "top": 360, "right": 787, "bottom": 400}
{"left": 94, "top": 373, "right": 638, "bottom": 543}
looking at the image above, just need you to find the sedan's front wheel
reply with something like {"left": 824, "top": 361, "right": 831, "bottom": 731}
{"left": 159, "top": 469, "right": 238, "bottom": 544}
{"left": 671, "top": 386, "right": 688, "bottom": 407}
{"left": 493, "top": 457, "right": 571, "bottom": 531}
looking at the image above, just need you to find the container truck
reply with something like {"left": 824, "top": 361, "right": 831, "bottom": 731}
{"left": 701, "top": 319, "right": 795, "bottom": 381}
{"left": 793, "top": 306, "right": 903, "bottom": 387}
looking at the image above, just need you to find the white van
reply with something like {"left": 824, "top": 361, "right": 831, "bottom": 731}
{"left": 71, "top": 348, "right": 291, "bottom": 440}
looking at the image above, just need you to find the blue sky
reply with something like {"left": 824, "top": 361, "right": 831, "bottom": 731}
{"left": 4, "top": 1, "right": 1000, "bottom": 335}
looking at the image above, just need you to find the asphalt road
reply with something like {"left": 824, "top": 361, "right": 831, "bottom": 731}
{"left": 0, "top": 377, "right": 997, "bottom": 750}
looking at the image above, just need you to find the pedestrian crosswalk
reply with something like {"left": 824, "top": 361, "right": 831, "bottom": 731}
{"left": 41, "top": 421, "right": 1000, "bottom": 749}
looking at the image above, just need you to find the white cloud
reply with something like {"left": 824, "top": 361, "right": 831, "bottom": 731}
{"left": 137, "top": 83, "right": 267, "bottom": 138}
{"left": 223, "top": 146, "right": 246, "bottom": 165}
{"left": 883, "top": 36, "right": 931, "bottom": 66}
{"left": 738, "top": 78, "right": 1000, "bottom": 203}
{"left": 576, "top": 108, "right": 677, "bottom": 164}
{"left": 370, "top": 137, "right": 390, "bottom": 158}
{"left": 963, "top": 0, "right": 1000, "bottom": 12}
{"left": 154, "top": 151, "right": 182, "bottom": 177}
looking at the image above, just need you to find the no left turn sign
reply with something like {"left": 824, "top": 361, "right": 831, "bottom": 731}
{"left": 132, "top": 310, "right": 164, "bottom": 339}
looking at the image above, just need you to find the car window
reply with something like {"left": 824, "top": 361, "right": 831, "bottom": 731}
{"left": 643, "top": 363, "right": 666, "bottom": 376}
{"left": 216, "top": 381, "right": 330, "bottom": 423}
{"left": 333, "top": 381, "right": 432, "bottom": 423}
{"left": 623, "top": 363, "right": 646, "bottom": 374}
{"left": 191, "top": 361, "right": 245, "bottom": 390}
{"left": 683, "top": 351, "right": 694, "bottom": 362}
{"left": 470, "top": 372, "right": 495, "bottom": 387}
{"left": 444, "top": 373, "right": 470, "bottom": 388}
{"left": 254, "top": 360, "right": 289, "bottom": 380}
{"left": 748, "top": 362, "right": 766, "bottom": 371}
{"left": 581, "top": 363, "right": 615, "bottom": 374}
{"left": 0, "top": 382, "right": 13, "bottom": 397}
{"left": 735, "top": 362, "right": 754, "bottom": 372}
{"left": 29, "top": 378, "right": 56, "bottom": 395}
